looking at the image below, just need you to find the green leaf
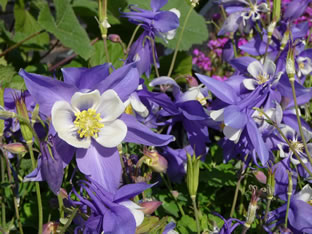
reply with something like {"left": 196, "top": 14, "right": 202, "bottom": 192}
{"left": 38, "top": 0, "right": 93, "bottom": 60}
{"left": 158, "top": 194, "right": 179, "bottom": 218}
{"left": 13, "top": 4, "right": 49, "bottom": 48}
{"left": 177, "top": 215, "right": 197, "bottom": 233}
{"left": 89, "top": 40, "right": 124, "bottom": 68}
{"left": 0, "top": 65, "right": 17, "bottom": 88}
{"left": 0, "top": 0, "right": 8, "bottom": 10}
{"left": 127, "top": 0, "right": 209, "bottom": 51}
{"left": 200, "top": 163, "right": 236, "bottom": 187}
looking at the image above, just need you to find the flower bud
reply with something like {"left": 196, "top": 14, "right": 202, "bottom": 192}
{"left": 287, "top": 171, "right": 293, "bottom": 196}
{"left": 286, "top": 48, "right": 295, "bottom": 82}
{"left": 253, "top": 170, "right": 267, "bottom": 184}
{"left": 171, "top": 190, "right": 179, "bottom": 199}
{"left": 42, "top": 222, "right": 59, "bottom": 234}
{"left": 59, "top": 188, "right": 68, "bottom": 200}
{"left": 267, "top": 168, "right": 276, "bottom": 200}
{"left": 143, "top": 148, "right": 168, "bottom": 173}
{"left": 267, "top": 21, "right": 277, "bottom": 40}
{"left": 280, "top": 29, "right": 290, "bottom": 51}
{"left": 186, "top": 153, "right": 201, "bottom": 197}
{"left": 140, "top": 201, "right": 162, "bottom": 215}
{"left": 15, "top": 97, "right": 33, "bottom": 143}
{"left": 2, "top": 143, "right": 27, "bottom": 154}
{"left": 108, "top": 34, "right": 121, "bottom": 43}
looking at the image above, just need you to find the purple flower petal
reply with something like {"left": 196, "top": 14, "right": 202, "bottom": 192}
{"left": 150, "top": 0, "right": 168, "bottom": 11}
{"left": 223, "top": 105, "right": 247, "bottom": 129}
{"left": 19, "top": 69, "right": 78, "bottom": 116}
{"left": 120, "top": 113, "right": 174, "bottom": 146}
{"left": 76, "top": 142, "right": 121, "bottom": 192}
{"left": 113, "top": 183, "right": 153, "bottom": 203}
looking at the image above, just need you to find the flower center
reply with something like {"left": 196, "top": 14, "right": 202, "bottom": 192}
{"left": 74, "top": 109, "right": 104, "bottom": 138}
{"left": 125, "top": 104, "right": 134, "bottom": 115}
{"left": 290, "top": 140, "right": 304, "bottom": 154}
{"left": 308, "top": 200, "right": 312, "bottom": 206}
{"left": 299, "top": 62, "right": 305, "bottom": 70}
{"left": 257, "top": 73, "right": 269, "bottom": 84}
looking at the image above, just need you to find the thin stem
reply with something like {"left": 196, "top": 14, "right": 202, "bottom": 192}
{"left": 1, "top": 155, "right": 5, "bottom": 227}
{"left": 27, "top": 142, "right": 43, "bottom": 234}
{"left": 285, "top": 194, "right": 291, "bottom": 228}
{"left": 59, "top": 207, "right": 78, "bottom": 234}
{"left": 48, "top": 37, "right": 99, "bottom": 71}
{"left": 146, "top": 36, "right": 159, "bottom": 77}
{"left": 103, "top": 35, "right": 111, "bottom": 63}
{"left": 191, "top": 196, "right": 200, "bottom": 234}
{"left": 58, "top": 193, "right": 64, "bottom": 219}
{"left": 167, "top": 6, "right": 193, "bottom": 77}
{"left": 230, "top": 174, "right": 243, "bottom": 217}
{"left": 3, "top": 151, "right": 23, "bottom": 234}
{"left": 264, "top": 198, "right": 272, "bottom": 222}
{"left": 125, "top": 24, "right": 141, "bottom": 57}
{"left": 290, "top": 80, "right": 312, "bottom": 165}
{"left": 40, "top": 40, "right": 59, "bottom": 60}
{"left": 0, "top": 30, "right": 45, "bottom": 58}
{"left": 160, "top": 173, "right": 185, "bottom": 216}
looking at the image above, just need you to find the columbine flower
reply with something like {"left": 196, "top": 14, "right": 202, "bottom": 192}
{"left": 19, "top": 63, "right": 174, "bottom": 191}
{"left": 244, "top": 59, "right": 281, "bottom": 91}
{"left": 71, "top": 179, "right": 152, "bottom": 233}
{"left": 52, "top": 89, "right": 126, "bottom": 149}
{"left": 218, "top": 0, "right": 269, "bottom": 35}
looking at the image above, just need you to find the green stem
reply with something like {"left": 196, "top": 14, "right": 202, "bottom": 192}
{"left": 58, "top": 193, "right": 64, "bottom": 219}
{"left": 0, "top": 30, "right": 45, "bottom": 58}
{"left": 146, "top": 37, "right": 160, "bottom": 77}
{"left": 27, "top": 142, "right": 43, "bottom": 234}
{"left": 290, "top": 80, "right": 312, "bottom": 166}
{"left": 3, "top": 151, "right": 23, "bottom": 234}
{"left": 160, "top": 173, "right": 185, "bottom": 216}
{"left": 264, "top": 198, "right": 272, "bottom": 222}
{"left": 1, "top": 155, "right": 5, "bottom": 227}
{"left": 59, "top": 208, "right": 78, "bottom": 234}
{"left": 125, "top": 24, "right": 141, "bottom": 57}
{"left": 167, "top": 6, "right": 193, "bottom": 77}
{"left": 230, "top": 174, "right": 243, "bottom": 217}
{"left": 285, "top": 194, "right": 291, "bottom": 228}
{"left": 103, "top": 35, "right": 111, "bottom": 64}
{"left": 191, "top": 196, "right": 200, "bottom": 234}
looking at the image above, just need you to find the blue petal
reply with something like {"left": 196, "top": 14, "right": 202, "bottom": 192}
{"left": 246, "top": 120, "right": 269, "bottom": 166}
{"left": 196, "top": 74, "right": 238, "bottom": 104}
{"left": 76, "top": 142, "right": 121, "bottom": 192}
{"left": 113, "top": 183, "right": 153, "bottom": 203}
{"left": 61, "top": 63, "right": 111, "bottom": 90}
{"left": 19, "top": 69, "right": 78, "bottom": 116}
{"left": 150, "top": 0, "right": 168, "bottom": 11}
{"left": 120, "top": 113, "right": 174, "bottom": 146}
{"left": 223, "top": 105, "right": 247, "bottom": 129}
{"left": 179, "top": 100, "right": 208, "bottom": 121}
{"left": 96, "top": 63, "right": 140, "bottom": 101}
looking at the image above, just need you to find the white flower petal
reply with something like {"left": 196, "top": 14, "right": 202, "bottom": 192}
{"left": 296, "top": 184, "right": 312, "bottom": 202}
{"left": 243, "top": 78, "right": 258, "bottom": 90}
{"left": 96, "top": 90, "right": 125, "bottom": 122}
{"left": 119, "top": 200, "right": 144, "bottom": 227}
{"left": 247, "top": 61, "right": 263, "bottom": 79}
{"left": 71, "top": 90, "right": 101, "bottom": 112}
{"left": 95, "top": 119, "right": 127, "bottom": 148}
{"left": 52, "top": 101, "right": 91, "bottom": 148}
{"left": 130, "top": 93, "right": 149, "bottom": 118}
{"left": 210, "top": 109, "right": 224, "bottom": 122}
{"left": 223, "top": 126, "right": 242, "bottom": 143}
{"left": 263, "top": 59, "right": 276, "bottom": 76}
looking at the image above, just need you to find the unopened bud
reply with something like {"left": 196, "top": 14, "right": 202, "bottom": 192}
{"left": 15, "top": 97, "right": 33, "bottom": 142}
{"left": 143, "top": 148, "right": 168, "bottom": 173}
{"left": 280, "top": 29, "right": 290, "bottom": 51}
{"left": 267, "top": 168, "right": 276, "bottom": 199}
{"left": 186, "top": 153, "right": 201, "bottom": 197}
{"left": 108, "top": 34, "right": 121, "bottom": 43}
{"left": 287, "top": 171, "right": 293, "bottom": 196}
{"left": 171, "top": 190, "right": 179, "bottom": 199}
{"left": 59, "top": 188, "right": 68, "bottom": 200}
{"left": 286, "top": 48, "right": 295, "bottom": 82}
{"left": 2, "top": 143, "right": 27, "bottom": 154}
{"left": 253, "top": 170, "right": 267, "bottom": 184}
{"left": 267, "top": 21, "right": 277, "bottom": 39}
{"left": 42, "top": 222, "right": 59, "bottom": 234}
{"left": 140, "top": 201, "right": 162, "bottom": 215}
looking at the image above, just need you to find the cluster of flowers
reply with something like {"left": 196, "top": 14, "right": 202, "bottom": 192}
{"left": 2, "top": 0, "right": 312, "bottom": 233}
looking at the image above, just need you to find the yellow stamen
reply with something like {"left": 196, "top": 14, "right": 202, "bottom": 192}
{"left": 308, "top": 200, "right": 312, "bottom": 206}
{"left": 299, "top": 62, "right": 305, "bottom": 70}
{"left": 73, "top": 109, "right": 104, "bottom": 138}
{"left": 290, "top": 140, "right": 304, "bottom": 154}
{"left": 257, "top": 73, "right": 269, "bottom": 84}
{"left": 125, "top": 104, "right": 134, "bottom": 115}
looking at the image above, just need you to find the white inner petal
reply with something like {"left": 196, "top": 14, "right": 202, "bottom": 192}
{"left": 243, "top": 78, "right": 258, "bottom": 90}
{"left": 119, "top": 200, "right": 144, "bottom": 227}
{"left": 223, "top": 125, "right": 242, "bottom": 143}
{"left": 95, "top": 119, "right": 127, "bottom": 148}
{"left": 210, "top": 109, "right": 224, "bottom": 122}
{"left": 130, "top": 93, "right": 149, "bottom": 118}
{"left": 296, "top": 184, "right": 312, "bottom": 202}
{"left": 247, "top": 61, "right": 263, "bottom": 79}
{"left": 96, "top": 89, "right": 125, "bottom": 122}
{"left": 51, "top": 101, "right": 91, "bottom": 148}
{"left": 71, "top": 90, "right": 101, "bottom": 112}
